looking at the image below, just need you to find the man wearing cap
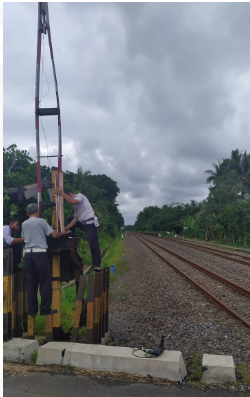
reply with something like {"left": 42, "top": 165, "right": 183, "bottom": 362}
{"left": 22, "top": 203, "right": 68, "bottom": 317}
{"left": 3, "top": 217, "right": 25, "bottom": 273}
{"left": 55, "top": 187, "right": 102, "bottom": 272}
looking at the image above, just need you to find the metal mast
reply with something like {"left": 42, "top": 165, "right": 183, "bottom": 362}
{"left": 35, "top": 2, "right": 62, "bottom": 216}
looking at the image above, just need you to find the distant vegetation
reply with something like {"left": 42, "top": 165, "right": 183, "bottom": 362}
{"left": 134, "top": 149, "right": 250, "bottom": 245}
{"left": 3, "top": 144, "right": 124, "bottom": 236}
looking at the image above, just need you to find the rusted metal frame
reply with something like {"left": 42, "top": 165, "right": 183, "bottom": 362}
{"left": 44, "top": 2, "right": 62, "bottom": 174}
{"left": 169, "top": 238, "right": 250, "bottom": 267}
{"left": 35, "top": 3, "right": 43, "bottom": 216}
{"left": 141, "top": 235, "right": 250, "bottom": 299}
{"left": 71, "top": 275, "right": 86, "bottom": 342}
{"left": 105, "top": 267, "right": 110, "bottom": 333}
{"left": 86, "top": 275, "right": 94, "bottom": 344}
{"left": 135, "top": 235, "right": 250, "bottom": 329}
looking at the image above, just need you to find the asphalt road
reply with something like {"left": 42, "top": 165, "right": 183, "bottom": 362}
{"left": 4, "top": 371, "right": 250, "bottom": 397}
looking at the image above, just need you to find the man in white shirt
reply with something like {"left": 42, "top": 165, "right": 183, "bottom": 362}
{"left": 3, "top": 217, "right": 25, "bottom": 273}
{"left": 55, "top": 187, "right": 102, "bottom": 272}
{"left": 22, "top": 203, "right": 68, "bottom": 316}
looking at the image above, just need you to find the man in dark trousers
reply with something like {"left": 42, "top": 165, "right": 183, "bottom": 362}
{"left": 22, "top": 203, "right": 68, "bottom": 317}
{"left": 55, "top": 187, "right": 102, "bottom": 272}
{"left": 3, "top": 217, "right": 25, "bottom": 273}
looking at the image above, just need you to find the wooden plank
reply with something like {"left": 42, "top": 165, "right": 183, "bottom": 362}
{"left": 58, "top": 171, "right": 64, "bottom": 232}
{"left": 11, "top": 274, "right": 16, "bottom": 337}
{"left": 98, "top": 272, "right": 103, "bottom": 344}
{"left": 46, "top": 314, "right": 53, "bottom": 342}
{"left": 86, "top": 275, "right": 94, "bottom": 344}
{"left": 3, "top": 250, "right": 9, "bottom": 341}
{"left": 70, "top": 275, "right": 86, "bottom": 342}
{"left": 93, "top": 273, "right": 102, "bottom": 344}
{"left": 27, "top": 315, "right": 35, "bottom": 339}
{"left": 23, "top": 268, "right": 29, "bottom": 332}
{"left": 102, "top": 269, "right": 106, "bottom": 338}
{"left": 7, "top": 249, "right": 13, "bottom": 340}
{"left": 51, "top": 170, "right": 58, "bottom": 232}
{"left": 16, "top": 269, "right": 24, "bottom": 330}
{"left": 52, "top": 252, "right": 61, "bottom": 328}
{"left": 105, "top": 267, "right": 110, "bottom": 332}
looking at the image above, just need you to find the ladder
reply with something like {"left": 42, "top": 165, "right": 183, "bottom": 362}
{"left": 35, "top": 2, "right": 62, "bottom": 228}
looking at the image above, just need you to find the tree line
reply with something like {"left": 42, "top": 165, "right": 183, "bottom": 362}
{"left": 3, "top": 144, "right": 124, "bottom": 236}
{"left": 134, "top": 149, "right": 250, "bottom": 245}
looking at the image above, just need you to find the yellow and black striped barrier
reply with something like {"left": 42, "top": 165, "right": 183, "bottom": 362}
{"left": 3, "top": 249, "right": 13, "bottom": 341}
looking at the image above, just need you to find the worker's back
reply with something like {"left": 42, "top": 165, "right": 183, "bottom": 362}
{"left": 22, "top": 217, "right": 53, "bottom": 249}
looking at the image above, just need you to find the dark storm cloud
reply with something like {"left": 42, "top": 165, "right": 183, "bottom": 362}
{"left": 3, "top": 3, "right": 250, "bottom": 224}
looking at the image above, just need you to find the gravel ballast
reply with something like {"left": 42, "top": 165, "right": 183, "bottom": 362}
{"left": 109, "top": 234, "right": 250, "bottom": 368}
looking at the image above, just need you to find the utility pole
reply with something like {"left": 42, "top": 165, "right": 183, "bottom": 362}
{"left": 35, "top": 2, "right": 62, "bottom": 218}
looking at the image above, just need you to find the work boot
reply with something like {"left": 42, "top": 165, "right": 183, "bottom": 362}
{"left": 94, "top": 267, "right": 102, "bottom": 272}
{"left": 41, "top": 309, "right": 58, "bottom": 316}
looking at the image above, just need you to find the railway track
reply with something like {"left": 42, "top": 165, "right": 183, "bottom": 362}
{"left": 146, "top": 235, "right": 250, "bottom": 267}
{"left": 133, "top": 233, "right": 250, "bottom": 330}
{"left": 168, "top": 238, "right": 250, "bottom": 264}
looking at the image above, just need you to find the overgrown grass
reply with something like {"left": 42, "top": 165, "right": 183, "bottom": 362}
{"left": 236, "top": 364, "right": 250, "bottom": 385}
{"left": 34, "top": 285, "right": 77, "bottom": 336}
{"left": 186, "top": 353, "right": 204, "bottom": 385}
{"left": 101, "top": 234, "right": 129, "bottom": 284}
{"left": 32, "top": 232, "right": 125, "bottom": 337}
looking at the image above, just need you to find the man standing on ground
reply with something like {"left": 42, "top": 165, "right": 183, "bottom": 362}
{"left": 55, "top": 187, "right": 102, "bottom": 272}
{"left": 22, "top": 203, "right": 68, "bottom": 317}
{"left": 3, "top": 217, "right": 24, "bottom": 273}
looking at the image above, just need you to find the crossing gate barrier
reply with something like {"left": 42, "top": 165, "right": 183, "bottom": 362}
{"left": 3, "top": 248, "right": 110, "bottom": 344}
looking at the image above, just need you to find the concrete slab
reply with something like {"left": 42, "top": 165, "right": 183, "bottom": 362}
{"left": 202, "top": 354, "right": 236, "bottom": 384}
{"left": 63, "top": 344, "right": 187, "bottom": 381}
{"left": 3, "top": 338, "right": 39, "bottom": 364}
{"left": 22, "top": 333, "right": 47, "bottom": 346}
{"left": 37, "top": 342, "right": 75, "bottom": 366}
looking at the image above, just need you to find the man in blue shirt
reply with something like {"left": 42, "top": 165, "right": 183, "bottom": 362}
{"left": 3, "top": 217, "right": 25, "bottom": 273}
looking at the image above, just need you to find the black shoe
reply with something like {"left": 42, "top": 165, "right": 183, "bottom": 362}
{"left": 94, "top": 267, "right": 102, "bottom": 272}
{"left": 29, "top": 313, "right": 37, "bottom": 318}
{"left": 41, "top": 309, "right": 58, "bottom": 316}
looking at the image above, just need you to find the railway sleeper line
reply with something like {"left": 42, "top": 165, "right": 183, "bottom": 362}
{"left": 138, "top": 234, "right": 250, "bottom": 299}
{"left": 168, "top": 237, "right": 250, "bottom": 261}
{"left": 133, "top": 234, "right": 250, "bottom": 330}
{"left": 166, "top": 237, "right": 250, "bottom": 267}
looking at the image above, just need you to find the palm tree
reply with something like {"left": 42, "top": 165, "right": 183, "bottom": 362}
{"left": 73, "top": 167, "right": 92, "bottom": 194}
{"left": 205, "top": 160, "right": 224, "bottom": 184}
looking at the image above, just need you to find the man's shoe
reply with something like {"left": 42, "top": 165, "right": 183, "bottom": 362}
{"left": 41, "top": 309, "right": 58, "bottom": 316}
{"left": 94, "top": 267, "right": 102, "bottom": 272}
{"left": 48, "top": 309, "right": 58, "bottom": 315}
{"left": 29, "top": 313, "right": 37, "bottom": 318}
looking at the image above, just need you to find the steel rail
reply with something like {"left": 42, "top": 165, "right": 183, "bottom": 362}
{"left": 139, "top": 234, "right": 250, "bottom": 299}
{"left": 133, "top": 234, "right": 250, "bottom": 329}
{"left": 166, "top": 237, "right": 250, "bottom": 267}
{"left": 169, "top": 237, "right": 250, "bottom": 261}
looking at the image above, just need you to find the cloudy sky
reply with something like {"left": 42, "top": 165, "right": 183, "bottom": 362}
{"left": 3, "top": 2, "right": 250, "bottom": 224}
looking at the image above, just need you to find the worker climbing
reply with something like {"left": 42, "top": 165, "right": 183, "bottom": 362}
{"left": 55, "top": 187, "right": 102, "bottom": 272}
